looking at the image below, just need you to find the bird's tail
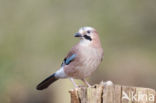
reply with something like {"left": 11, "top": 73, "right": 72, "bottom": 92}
{"left": 36, "top": 73, "right": 58, "bottom": 90}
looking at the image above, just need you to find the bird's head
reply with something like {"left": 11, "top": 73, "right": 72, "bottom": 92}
{"left": 74, "top": 26, "right": 98, "bottom": 42}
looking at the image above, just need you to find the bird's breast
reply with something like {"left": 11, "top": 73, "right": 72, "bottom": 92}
{"left": 74, "top": 46, "right": 103, "bottom": 78}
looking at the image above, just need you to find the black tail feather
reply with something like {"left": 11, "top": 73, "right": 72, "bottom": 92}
{"left": 36, "top": 73, "right": 58, "bottom": 90}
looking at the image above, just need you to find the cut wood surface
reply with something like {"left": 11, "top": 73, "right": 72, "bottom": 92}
{"left": 69, "top": 81, "right": 156, "bottom": 103}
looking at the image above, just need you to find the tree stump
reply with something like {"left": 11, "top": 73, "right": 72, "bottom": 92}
{"left": 69, "top": 81, "right": 156, "bottom": 103}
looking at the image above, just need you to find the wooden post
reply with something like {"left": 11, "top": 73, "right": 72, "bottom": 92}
{"left": 69, "top": 81, "right": 156, "bottom": 103}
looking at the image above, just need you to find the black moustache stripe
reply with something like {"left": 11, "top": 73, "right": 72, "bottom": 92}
{"left": 84, "top": 35, "right": 92, "bottom": 41}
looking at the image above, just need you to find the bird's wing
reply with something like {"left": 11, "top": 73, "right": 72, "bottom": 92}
{"left": 61, "top": 47, "right": 78, "bottom": 66}
{"left": 62, "top": 54, "right": 77, "bottom": 66}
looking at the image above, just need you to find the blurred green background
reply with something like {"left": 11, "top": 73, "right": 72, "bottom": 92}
{"left": 0, "top": 0, "right": 156, "bottom": 103}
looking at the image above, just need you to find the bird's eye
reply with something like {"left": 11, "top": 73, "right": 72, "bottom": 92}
{"left": 87, "top": 30, "right": 91, "bottom": 34}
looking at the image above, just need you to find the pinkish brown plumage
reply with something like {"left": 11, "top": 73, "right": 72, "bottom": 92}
{"left": 36, "top": 27, "right": 103, "bottom": 90}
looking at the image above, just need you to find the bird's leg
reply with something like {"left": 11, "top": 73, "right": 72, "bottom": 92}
{"left": 70, "top": 78, "right": 78, "bottom": 88}
{"left": 81, "top": 79, "right": 91, "bottom": 87}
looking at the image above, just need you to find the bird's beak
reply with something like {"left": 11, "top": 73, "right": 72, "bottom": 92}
{"left": 74, "top": 32, "right": 82, "bottom": 37}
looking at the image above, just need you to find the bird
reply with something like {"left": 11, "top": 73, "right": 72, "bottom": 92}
{"left": 36, "top": 26, "right": 104, "bottom": 90}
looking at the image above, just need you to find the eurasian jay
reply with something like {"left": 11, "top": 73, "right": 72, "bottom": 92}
{"left": 36, "top": 26, "right": 104, "bottom": 90}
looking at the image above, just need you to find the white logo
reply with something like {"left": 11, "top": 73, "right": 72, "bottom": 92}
{"left": 122, "top": 91, "right": 154, "bottom": 102}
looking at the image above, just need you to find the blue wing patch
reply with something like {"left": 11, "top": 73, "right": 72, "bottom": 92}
{"left": 65, "top": 54, "right": 77, "bottom": 65}
{"left": 61, "top": 54, "right": 76, "bottom": 66}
